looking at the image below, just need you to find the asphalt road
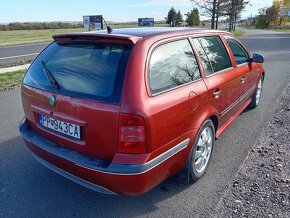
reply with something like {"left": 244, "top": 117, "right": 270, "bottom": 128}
{"left": 1, "top": 29, "right": 290, "bottom": 218}
{"left": 0, "top": 43, "right": 49, "bottom": 66}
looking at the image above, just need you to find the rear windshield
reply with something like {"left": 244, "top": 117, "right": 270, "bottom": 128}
{"left": 23, "top": 41, "right": 132, "bottom": 104}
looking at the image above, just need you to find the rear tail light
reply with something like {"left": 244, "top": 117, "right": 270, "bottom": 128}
{"left": 118, "top": 113, "right": 146, "bottom": 154}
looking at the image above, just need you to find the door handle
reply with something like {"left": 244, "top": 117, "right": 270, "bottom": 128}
{"left": 241, "top": 76, "right": 246, "bottom": 83}
{"left": 212, "top": 89, "right": 221, "bottom": 98}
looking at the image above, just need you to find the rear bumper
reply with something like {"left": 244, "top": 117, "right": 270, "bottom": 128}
{"left": 32, "top": 153, "right": 116, "bottom": 195}
{"left": 20, "top": 122, "right": 190, "bottom": 195}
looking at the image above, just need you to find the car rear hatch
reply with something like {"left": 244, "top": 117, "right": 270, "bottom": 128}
{"left": 21, "top": 35, "right": 135, "bottom": 161}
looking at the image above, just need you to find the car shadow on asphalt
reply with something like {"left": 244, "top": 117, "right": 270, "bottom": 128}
{"left": 1, "top": 136, "right": 196, "bottom": 217}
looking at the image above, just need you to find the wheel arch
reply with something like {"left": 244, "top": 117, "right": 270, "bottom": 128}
{"left": 183, "top": 111, "right": 219, "bottom": 182}
{"left": 261, "top": 71, "right": 265, "bottom": 80}
{"left": 208, "top": 115, "right": 218, "bottom": 134}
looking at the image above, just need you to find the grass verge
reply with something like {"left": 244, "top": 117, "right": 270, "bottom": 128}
{"left": 0, "top": 69, "right": 26, "bottom": 90}
{"left": 0, "top": 58, "right": 32, "bottom": 68}
{"left": 0, "top": 24, "right": 170, "bottom": 46}
{"left": 231, "top": 29, "right": 245, "bottom": 36}
{"left": 0, "top": 28, "right": 84, "bottom": 46}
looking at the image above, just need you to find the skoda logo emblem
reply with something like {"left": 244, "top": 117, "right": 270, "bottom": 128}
{"left": 49, "top": 95, "right": 56, "bottom": 107}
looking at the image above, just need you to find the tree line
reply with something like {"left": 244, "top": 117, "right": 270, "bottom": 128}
{"left": 165, "top": 0, "right": 248, "bottom": 31}
{"left": 165, "top": 7, "right": 200, "bottom": 27}
{"left": 0, "top": 22, "right": 82, "bottom": 31}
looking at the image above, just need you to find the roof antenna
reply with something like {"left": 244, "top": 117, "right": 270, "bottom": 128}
{"left": 102, "top": 17, "right": 113, "bottom": 34}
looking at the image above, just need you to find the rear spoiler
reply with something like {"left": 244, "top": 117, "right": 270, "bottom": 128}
{"left": 53, "top": 33, "right": 142, "bottom": 44}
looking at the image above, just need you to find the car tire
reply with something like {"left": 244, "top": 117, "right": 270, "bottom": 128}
{"left": 248, "top": 76, "right": 264, "bottom": 109}
{"left": 189, "top": 119, "right": 215, "bottom": 182}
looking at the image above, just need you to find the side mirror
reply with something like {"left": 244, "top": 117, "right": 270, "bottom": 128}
{"left": 249, "top": 53, "right": 264, "bottom": 63}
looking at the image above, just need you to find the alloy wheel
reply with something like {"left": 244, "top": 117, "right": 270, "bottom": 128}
{"left": 194, "top": 127, "right": 213, "bottom": 173}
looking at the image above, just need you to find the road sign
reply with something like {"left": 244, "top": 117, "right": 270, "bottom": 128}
{"left": 280, "top": 8, "right": 290, "bottom": 18}
{"left": 138, "top": 18, "right": 154, "bottom": 27}
{"left": 83, "top": 15, "right": 103, "bottom": 31}
{"left": 83, "top": 16, "right": 89, "bottom": 30}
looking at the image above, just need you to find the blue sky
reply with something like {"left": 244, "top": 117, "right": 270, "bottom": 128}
{"left": 0, "top": 0, "right": 272, "bottom": 23}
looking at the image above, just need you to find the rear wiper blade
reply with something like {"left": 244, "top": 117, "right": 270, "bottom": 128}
{"left": 41, "top": 61, "right": 60, "bottom": 90}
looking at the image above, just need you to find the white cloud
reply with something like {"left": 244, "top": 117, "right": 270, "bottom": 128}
{"left": 127, "top": 0, "right": 192, "bottom": 8}
{"left": 149, "top": 11, "right": 159, "bottom": 16}
{"left": 250, "top": 0, "right": 266, "bottom": 3}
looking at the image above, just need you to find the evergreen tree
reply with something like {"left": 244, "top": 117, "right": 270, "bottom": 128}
{"left": 165, "top": 7, "right": 177, "bottom": 26}
{"left": 186, "top": 8, "right": 200, "bottom": 26}
{"left": 176, "top": 10, "right": 184, "bottom": 26}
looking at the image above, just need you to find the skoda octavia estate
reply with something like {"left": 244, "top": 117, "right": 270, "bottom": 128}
{"left": 19, "top": 28, "right": 265, "bottom": 196}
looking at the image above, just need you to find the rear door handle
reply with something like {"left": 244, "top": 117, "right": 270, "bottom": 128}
{"left": 241, "top": 76, "right": 246, "bottom": 83}
{"left": 212, "top": 89, "right": 221, "bottom": 98}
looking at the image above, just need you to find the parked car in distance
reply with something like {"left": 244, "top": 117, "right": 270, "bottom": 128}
{"left": 19, "top": 27, "right": 265, "bottom": 196}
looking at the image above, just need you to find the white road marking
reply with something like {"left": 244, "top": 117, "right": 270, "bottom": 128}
{"left": 0, "top": 42, "right": 49, "bottom": 49}
{"left": 0, "top": 53, "right": 39, "bottom": 60}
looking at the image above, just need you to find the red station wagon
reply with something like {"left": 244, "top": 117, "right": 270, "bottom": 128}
{"left": 19, "top": 28, "right": 265, "bottom": 196}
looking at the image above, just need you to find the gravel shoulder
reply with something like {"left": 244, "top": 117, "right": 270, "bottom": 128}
{"left": 213, "top": 84, "right": 290, "bottom": 217}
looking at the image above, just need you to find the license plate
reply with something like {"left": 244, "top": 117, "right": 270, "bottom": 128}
{"left": 38, "top": 114, "right": 81, "bottom": 140}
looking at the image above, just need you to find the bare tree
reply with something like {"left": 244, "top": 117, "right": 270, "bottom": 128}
{"left": 215, "top": 0, "right": 232, "bottom": 29}
{"left": 191, "top": 0, "right": 217, "bottom": 29}
{"left": 229, "top": 0, "right": 249, "bottom": 31}
{"left": 191, "top": 0, "right": 248, "bottom": 31}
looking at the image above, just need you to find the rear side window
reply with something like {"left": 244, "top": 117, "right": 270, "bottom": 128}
{"left": 225, "top": 37, "right": 249, "bottom": 65}
{"left": 192, "top": 38, "right": 213, "bottom": 76}
{"left": 197, "top": 36, "right": 232, "bottom": 73}
{"left": 149, "top": 39, "right": 201, "bottom": 95}
{"left": 23, "top": 41, "right": 132, "bottom": 104}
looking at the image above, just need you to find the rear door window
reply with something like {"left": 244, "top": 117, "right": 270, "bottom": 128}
{"left": 23, "top": 41, "right": 132, "bottom": 104}
{"left": 197, "top": 36, "right": 232, "bottom": 73}
{"left": 149, "top": 39, "right": 201, "bottom": 95}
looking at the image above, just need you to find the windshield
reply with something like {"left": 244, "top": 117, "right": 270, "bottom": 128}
{"left": 23, "top": 41, "right": 132, "bottom": 104}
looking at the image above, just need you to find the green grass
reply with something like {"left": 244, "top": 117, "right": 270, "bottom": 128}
{"left": 0, "top": 28, "right": 84, "bottom": 46}
{"left": 231, "top": 29, "right": 245, "bottom": 36}
{"left": 0, "top": 70, "right": 26, "bottom": 90}
{"left": 0, "top": 24, "right": 170, "bottom": 46}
